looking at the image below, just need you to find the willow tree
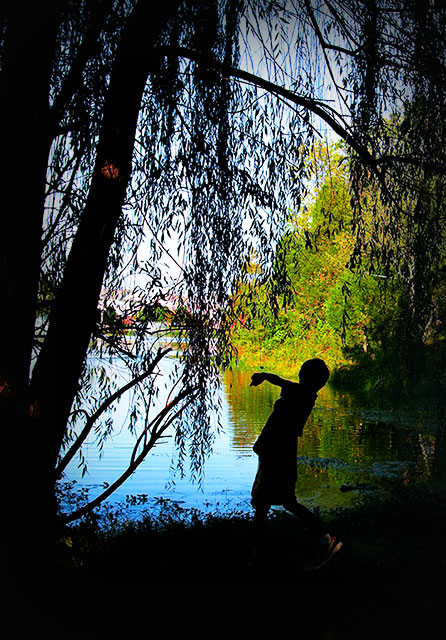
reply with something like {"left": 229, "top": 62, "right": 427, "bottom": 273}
{"left": 346, "top": 1, "right": 446, "bottom": 372}
{"left": 1, "top": 0, "right": 446, "bottom": 586}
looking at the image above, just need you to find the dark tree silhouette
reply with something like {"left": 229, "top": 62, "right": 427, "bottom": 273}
{"left": 1, "top": 0, "right": 445, "bottom": 588}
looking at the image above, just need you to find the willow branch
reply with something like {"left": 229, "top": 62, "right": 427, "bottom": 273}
{"left": 60, "top": 387, "right": 197, "bottom": 524}
{"left": 55, "top": 346, "right": 171, "bottom": 479}
{"left": 130, "top": 384, "right": 198, "bottom": 465}
{"left": 374, "top": 155, "right": 446, "bottom": 175}
{"left": 49, "top": 0, "right": 115, "bottom": 133}
{"left": 153, "top": 45, "right": 385, "bottom": 182}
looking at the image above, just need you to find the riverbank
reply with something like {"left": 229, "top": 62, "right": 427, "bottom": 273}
{"left": 42, "top": 483, "right": 446, "bottom": 637}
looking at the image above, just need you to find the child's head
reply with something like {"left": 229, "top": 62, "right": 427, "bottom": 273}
{"left": 299, "top": 358, "right": 329, "bottom": 391}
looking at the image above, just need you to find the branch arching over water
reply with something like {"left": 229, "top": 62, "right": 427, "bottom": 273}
{"left": 60, "top": 384, "right": 198, "bottom": 524}
{"left": 55, "top": 347, "right": 172, "bottom": 479}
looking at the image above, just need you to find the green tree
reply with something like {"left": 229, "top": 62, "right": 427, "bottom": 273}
{"left": 231, "top": 142, "right": 357, "bottom": 371}
{"left": 231, "top": 140, "right": 405, "bottom": 373}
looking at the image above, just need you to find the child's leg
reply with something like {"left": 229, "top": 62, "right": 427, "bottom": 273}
{"left": 283, "top": 497, "right": 328, "bottom": 540}
{"left": 252, "top": 502, "right": 270, "bottom": 554}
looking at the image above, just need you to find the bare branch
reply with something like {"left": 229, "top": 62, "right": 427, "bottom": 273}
{"left": 55, "top": 347, "right": 171, "bottom": 479}
{"left": 60, "top": 386, "right": 197, "bottom": 524}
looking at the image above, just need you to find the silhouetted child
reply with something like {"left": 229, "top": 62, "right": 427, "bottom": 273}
{"left": 249, "top": 358, "right": 342, "bottom": 566}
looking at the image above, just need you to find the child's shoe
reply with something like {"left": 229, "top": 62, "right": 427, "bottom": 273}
{"left": 306, "top": 536, "right": 343, "bottom": 571}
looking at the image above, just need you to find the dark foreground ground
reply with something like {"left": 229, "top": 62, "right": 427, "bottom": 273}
{"left": 24, "top": 485, "right": 446, "bottom": 638}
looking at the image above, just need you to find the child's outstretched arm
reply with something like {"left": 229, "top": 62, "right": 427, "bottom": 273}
{"left": 250, "top": 372, "right": 292, "bottom": 387}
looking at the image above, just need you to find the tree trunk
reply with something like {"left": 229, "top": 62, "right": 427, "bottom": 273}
{"left": 24, "top": 0, "right": 180, "bottom": 587}
{"left": 29, "top": 0, "right": 180, "bottom": 469}
{"left": 1, "top": 0, "right": 180, "bottom": 596}
{"left": 0, "top": 2, "right": 62, "bottom": 389}
{"left": 0, "top": 0, "right": 64, "bottom": 600}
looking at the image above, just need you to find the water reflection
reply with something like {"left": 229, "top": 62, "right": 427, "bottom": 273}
{"left": 223, "top": 370, "right": 442, "bottom": 511}
{"left": 62, "top": 366, "right": 444, "bottom": 519}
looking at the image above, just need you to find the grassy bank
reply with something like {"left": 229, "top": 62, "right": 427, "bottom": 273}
{"left": 44, "top": 483, "right": 446, "bottom": 637}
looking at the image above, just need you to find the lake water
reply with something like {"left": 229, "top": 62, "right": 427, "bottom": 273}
{"left": 61, "top": 357, "right": 445, "bottom": 521}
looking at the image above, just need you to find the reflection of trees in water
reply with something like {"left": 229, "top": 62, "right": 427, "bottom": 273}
{"left": 222, "top": 370, "right": 279, "bottom": 448}
{"left": 223, "top": 370, "right": 442, "bottom": 487}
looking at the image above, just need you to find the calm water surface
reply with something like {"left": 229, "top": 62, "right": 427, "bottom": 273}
{"left": 62, "top": 363, "right": 445, "bottom": 520}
